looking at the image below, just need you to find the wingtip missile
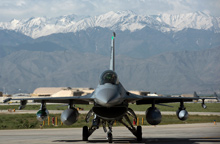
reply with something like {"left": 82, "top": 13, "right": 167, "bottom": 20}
{"left": 193, "top": 92, "right": 207, "bottom": 108}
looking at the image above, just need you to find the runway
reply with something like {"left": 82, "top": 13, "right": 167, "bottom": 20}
{"left": 0, "top": 123, "right": 219, "bottom": 144}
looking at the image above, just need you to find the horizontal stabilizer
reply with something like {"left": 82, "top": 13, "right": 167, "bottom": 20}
{"left": 193, "top": 91, "right": 199, "bottom": 98}
{"left": 214, "top": 92, "right": 220, "bottom": 101}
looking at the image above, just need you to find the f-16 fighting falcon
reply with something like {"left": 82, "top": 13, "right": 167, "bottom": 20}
{"left": 4, "top": 32, "right": 219, "bottom": 143}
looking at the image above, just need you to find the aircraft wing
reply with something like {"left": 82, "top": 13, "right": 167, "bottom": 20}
{"left": 126, "top": 93, "right": 199, "bottom": 105}
{"left": 135, "top": 96, "right": 197, "bottom": 105}
{"left": 3, "top": 93, "right": 94, "bottom": 104}
{"left": 127, "top": 92, "right": 220, "bottom": 105}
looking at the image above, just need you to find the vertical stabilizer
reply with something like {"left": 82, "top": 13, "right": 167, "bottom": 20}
{"left": 110, "top": 32, "right": 116, "bottom": 71}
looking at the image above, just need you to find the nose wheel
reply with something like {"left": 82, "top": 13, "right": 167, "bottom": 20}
{"left": 107, "top": 131, "right": 113, "bottom": 143}
{"left": 106, "top": 121, "right": 114, "bottom": 143}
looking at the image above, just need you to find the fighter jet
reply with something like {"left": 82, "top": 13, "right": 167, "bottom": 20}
{"left": 4, "top": 32, "right": 218, "bottom": 143}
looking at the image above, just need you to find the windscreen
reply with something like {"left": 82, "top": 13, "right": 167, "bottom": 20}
{"left": 100, "top": 70, "right": 118, "bottom": 85}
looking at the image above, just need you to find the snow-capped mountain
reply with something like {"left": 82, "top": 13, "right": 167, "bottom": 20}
{"left": 0, "top": 10, "right": 219, "bottom": 38}
{"left": 155, "top": 11, "right": 220, "bottom": 32}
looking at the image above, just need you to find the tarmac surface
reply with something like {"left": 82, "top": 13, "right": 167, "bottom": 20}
{"left": 0, "top": 123, "right": 219, "bottom": 144}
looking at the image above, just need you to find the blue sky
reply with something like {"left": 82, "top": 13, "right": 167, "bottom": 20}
{"left": 0, "top": 0, "right": 219, "bottom": 21}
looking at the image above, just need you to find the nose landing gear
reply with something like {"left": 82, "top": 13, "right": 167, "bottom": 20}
{"left": 107, "top": 131, "right": 113, "bottom": 143}
{"left": 103, "top": 120, "right": 114, "bottom": 143}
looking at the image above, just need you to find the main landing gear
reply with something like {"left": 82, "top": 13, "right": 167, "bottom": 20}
{"left": 83, "top": 108, "right": 142, "bottom": 143}
{"left": 118, "top": 113, "right": 142, "bottom": 142}
{"left": 82, "top": 115, "right": 114, "bottom": 143}
{"left": 82, "top": 112, "right": 100, "bottom": 141}
{"left": 82, "top": 126, "right": 89, "bottom": 141}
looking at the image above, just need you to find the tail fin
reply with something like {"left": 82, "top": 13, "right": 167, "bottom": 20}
{"left": 110, "top": 32, "right": 116, "bottom": 71}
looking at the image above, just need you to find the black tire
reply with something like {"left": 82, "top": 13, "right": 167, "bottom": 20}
{"left": 107, "top": 132, "right": 113, "bottom": 143}
{"left": 137, "top": 126, "right": 142, "bottom": 142}
{"left": 82, "top": 126, "right": 89, "bottom": 141}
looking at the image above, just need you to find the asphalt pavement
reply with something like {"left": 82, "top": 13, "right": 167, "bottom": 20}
{"left": 0, "top": 123, "right": 219, "bottom": 144}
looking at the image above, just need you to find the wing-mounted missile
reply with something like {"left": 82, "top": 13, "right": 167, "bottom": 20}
{"left": 176, "top": 109, "right": 188, "bottom": 120}
{"left": 36, "top": 109, "right": 49, "bottom": 121}
{"left": 176, "top": 101, "right": 188, "bottom": 120}
{"left": 201, "top": 99, "right": 207, "bottom": 109}
{"left": 36, "top": 101, "right": 49, "bottom": 121}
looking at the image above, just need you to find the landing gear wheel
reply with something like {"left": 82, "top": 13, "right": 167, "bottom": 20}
{"left": 107, "top": 132, "right": 113, "bottom": 143}
{"left": 136, "top": 126, "right": 142, "bottom": 142}
{"left": 82, "top": 126, "right": 89, "bottom": 141}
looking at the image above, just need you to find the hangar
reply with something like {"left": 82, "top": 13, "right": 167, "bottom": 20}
{"left": 32, "top": 87, "right": 152, "bottom": 97}
{"left": 31, "top": 87, "right": 94, "bottom": 97}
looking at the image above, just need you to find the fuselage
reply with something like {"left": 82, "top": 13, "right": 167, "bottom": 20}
{"left": 94, "top": 83, "right": 124, "bottom": 107}
{"left": 92, "top": 70, "right": 128, "bottom": 120}
{"left": 93, "top": 70, "right": 126, "bottom": 107}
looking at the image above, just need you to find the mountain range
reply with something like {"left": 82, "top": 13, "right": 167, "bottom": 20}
{"left": 0, "top": 11, "right": 219, "bottom": 94}
{"left": 0, "top": 11, "right": 219, "bottom": 38}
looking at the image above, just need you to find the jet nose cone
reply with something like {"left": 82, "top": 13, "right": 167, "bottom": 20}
{"left": 95, "top": 85, "right": 120, "bottom": 106}
{"left": 102, "top": 91, "right": 116, "bottom": 104}
{"left": 98, "top": 89, "right": 117, "bottom": 103}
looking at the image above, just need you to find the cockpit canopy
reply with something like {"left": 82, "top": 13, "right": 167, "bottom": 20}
{"left": 100, "top": 70, "right": 119, "bottom": 85}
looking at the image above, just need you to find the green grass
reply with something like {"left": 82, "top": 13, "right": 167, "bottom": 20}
{"left": 129, "top": 103, "right": 220, "bottom": 112}
{"left": 0, "top": 113, "right": 219, "bottom": 130}
{"left": 0, "top": 104, "right": 92, "bottom": 111}
{"left": 0, "top": 103, "right": 219, "bottom": 130}
{"left": 159, "top": 115, "right": 219, "bottom": 125}
{"left": 1, "top": 103, "right": 220, "bottom": 112}
{"left": 0, "top": 114, "right": 90, "bottom": 130}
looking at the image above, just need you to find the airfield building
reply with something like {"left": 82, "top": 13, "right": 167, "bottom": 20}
{"left": 32, "top": 88, "right": 153, "bottom": 97}
{"left": 31, "top": 87, "right": 94, "bottom": 97}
